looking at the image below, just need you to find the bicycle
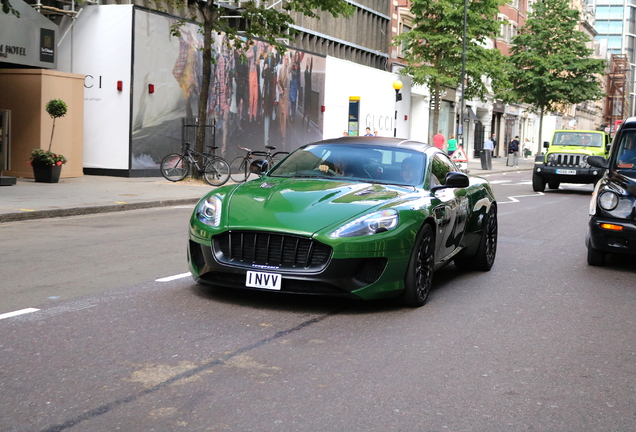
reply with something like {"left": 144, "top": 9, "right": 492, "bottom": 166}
{"left": 229, "top": 145, "right": 289, "bottom": 183}
{"left": 160, "top": 143, "right": 230, "bottom": 186}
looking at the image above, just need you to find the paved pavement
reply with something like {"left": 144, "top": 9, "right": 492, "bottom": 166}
{"left": 0, "top": 155, "right": 534, "bottom": 223}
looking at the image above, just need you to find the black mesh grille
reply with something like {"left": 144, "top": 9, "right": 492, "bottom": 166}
{"left": 214, "top": 231, "right": 332, "bottom": 270}
{"left": 547, "top": 153, "right": 586, "bottom": 167}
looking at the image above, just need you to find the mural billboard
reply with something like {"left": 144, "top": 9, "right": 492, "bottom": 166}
{"left": 132, "top": 10, "right": 326, "bottom": 170}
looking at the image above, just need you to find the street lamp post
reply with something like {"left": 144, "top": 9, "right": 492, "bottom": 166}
{"left": 393, "top": 80, "right": 403, "bottom": 137}
{"left": 458, "top": 0, "right": 468, "bottom": 149}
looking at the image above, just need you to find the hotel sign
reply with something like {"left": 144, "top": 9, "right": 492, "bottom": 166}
{"left": 0, "top": 8, "right": 57, "bottom": 68}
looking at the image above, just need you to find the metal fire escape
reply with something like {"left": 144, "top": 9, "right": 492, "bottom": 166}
{"left": 605, "top": 54, "right": 628, "bottom": 131}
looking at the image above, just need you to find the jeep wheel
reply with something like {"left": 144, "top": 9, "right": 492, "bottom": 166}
{"left": 532, "top": 173, "right": 546, "bottom": 192}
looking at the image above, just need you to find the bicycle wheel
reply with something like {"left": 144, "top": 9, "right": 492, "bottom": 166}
{"left": 230, "top": 156, "right": 250, "bottom": 182}
{"left": 203, "top": 157, "right": 231, "bottom": 187}
{"left": 161, "top": 153, "right": 189, "bottom": 181}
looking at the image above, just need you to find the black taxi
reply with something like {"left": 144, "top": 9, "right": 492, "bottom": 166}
{"left": 586, "top": 117, "right": 636, "bottom": 265}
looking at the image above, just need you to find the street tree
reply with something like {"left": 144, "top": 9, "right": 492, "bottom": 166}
{"left": 2, "top": 0, "right": 19, "bottom": 17}
{"left": 394, "top": 0, "right": 508, "bottom": 142}
{"left": 507, "top": 0, "right": 606, "bottom": 145}
{"left": 158, "top": 0, "right": 353, "bottom": 156}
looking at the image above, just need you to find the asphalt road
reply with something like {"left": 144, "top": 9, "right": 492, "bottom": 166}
{"left": 2, "top": 172, "right": 636, "bottom": 432}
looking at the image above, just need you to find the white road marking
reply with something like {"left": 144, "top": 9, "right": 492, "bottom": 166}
{"left": 499, "top": 192, "right": 545, "bottom": 204}
{"left": 156, "top": 272, "right": 191, "bottom": 282}
{"left": 0, "top": 308, "right": 40, "bottom": 320}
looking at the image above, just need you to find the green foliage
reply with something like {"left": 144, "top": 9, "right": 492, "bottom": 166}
{"left": 507, "top": 0, "right": 606, "bottom": 113}
{"left": 395, "top": 0, "right": 508, "bottom": 103}
{"left": 44, "top": 99, "right": 68, "bottom": 153}
{"left": 2, "top": 0, "right": 20, "bottom": 17}
{"left": 161, "top": 0, "right": 354, "bottom": 55}
{"left": 46, "top": 99, "right": 68, "bottom": 120}
{"left": 29, "top": 149, "right": 67, "bottom": 167}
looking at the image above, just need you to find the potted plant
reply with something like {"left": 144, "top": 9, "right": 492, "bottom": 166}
{"left": 29, "top": 99, "right": 68, "bottom": 183}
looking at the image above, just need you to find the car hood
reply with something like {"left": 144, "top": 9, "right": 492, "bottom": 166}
{"left": 224, "top": 177, "right": 415, "bottom": 235}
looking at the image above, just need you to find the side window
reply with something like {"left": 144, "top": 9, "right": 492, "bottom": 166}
{"left": 430, "top": 154, "right": 456, "bottom": 185}
{"left": 616, "top": 132, "right": 636, "bottom": 168}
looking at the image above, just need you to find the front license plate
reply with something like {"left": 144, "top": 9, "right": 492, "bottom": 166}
{"left": 556, "top": 169, "right": 577, "bottom": 175}
{"left": 246, "top": 271, "right": 282, "bottom": 290}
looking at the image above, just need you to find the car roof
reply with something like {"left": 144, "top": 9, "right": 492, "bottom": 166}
{"left": 618, "top": 117, "right": 636, "bottom": 129}
{"left": 314, "top": 136, "right": 432, "bottom": 153}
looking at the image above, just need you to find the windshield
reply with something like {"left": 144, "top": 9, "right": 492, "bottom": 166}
{"left": 552, "top": 132, "right": 603, "bottom": 148}
{"left": 615, "top": 131, "right": 636, "bottom": 172}
{"left": 268, "top": 144, "right": 427, "bottom": 186}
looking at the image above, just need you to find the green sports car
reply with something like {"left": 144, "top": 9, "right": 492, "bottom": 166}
{"left": 188, "top": 137, "right": 497, "bottom": 307}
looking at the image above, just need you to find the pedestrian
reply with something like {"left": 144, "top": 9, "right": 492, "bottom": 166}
{"left": 508, "top": 135, "right": 520, "bottom": 167}
{"left": 374, "top": 130, "right": 379, "bottom": 136}
{"left": 364, "top": 127, "right": 373, "bottom": 136}
{"left": 523, "top": 138, "right": 531, "bottom": 159}
{"left": 447, "top": 134, "right": 457, "bottom": 156}
{"left": 483, "top": 136, "right": 494, "bottom": 170}
{"left": 433, "top": 130, "right": 446, "bottom": 151}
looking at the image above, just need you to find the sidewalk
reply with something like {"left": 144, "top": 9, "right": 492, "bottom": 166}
{"left": 0, "top": 156, "right": 534, "bottom": 223}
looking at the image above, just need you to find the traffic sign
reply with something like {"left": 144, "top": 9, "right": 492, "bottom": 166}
{"left": 450, "top": 146, "right": 468, "bottom": 162}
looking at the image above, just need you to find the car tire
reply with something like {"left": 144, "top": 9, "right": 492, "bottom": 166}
{"left": 454, "top": 205, "right": 498, "bottom": 271}
{"left": 472, "top": 206, "right": 498, "bottom": 271}
{"left": 532, "top": 173, "right": 546, "bottom": 192}
{"left": 587, "top": 244, "right": 606, "bottom": 266}
{"left": 548, "top": 180, "right": 560, "bottom": 190}
{"left": 402, "top": 223, "right": 434, "bottom": 307}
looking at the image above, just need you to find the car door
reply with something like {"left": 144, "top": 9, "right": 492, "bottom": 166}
{"left": 429, "top": 154, "right": 462, "bottom": 261}
{"left": 430, "top": 153, "right": 459, "bottom": 261}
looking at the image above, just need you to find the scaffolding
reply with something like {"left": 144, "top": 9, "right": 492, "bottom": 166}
{"left": 605, "top": 54, "right": 629, "bottom": 132}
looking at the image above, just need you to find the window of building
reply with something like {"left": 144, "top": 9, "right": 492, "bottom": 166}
{"left": 605, "top": 35, "right": 623, "bottom": 49}
{"left": 399, "top": 22, "right": 412, "bottom": 57}
{"left": 497, "top": 16, "right": 516, "bottom": 43}
{"left": 596, "top": 20, "right": 624, "bottom": 34}
{"left": 595, "top": 6, "right": 625, "bottom": 20}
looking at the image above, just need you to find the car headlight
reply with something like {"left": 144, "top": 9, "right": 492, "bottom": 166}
{"left": 330, "top": 209, "right": 398, "bottom": 238}
{"left": 197, "top": 195, "right": 222, "bottom": 226}
{"left": 598, "top": 191, "right": 619, "bottom": 211}
{"left": 547, "top": 154, "right": 556, "bottom": 164}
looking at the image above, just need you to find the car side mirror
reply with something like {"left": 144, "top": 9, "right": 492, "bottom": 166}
{"left": 431, "top": 172, "right": 470, "bottom": 192}
{"left": 543, "top": 141, "right": 550, "bottom": 149}
{"left": 587, "top": 156, "right": 609, "bottom": 169}
{"left": 250, "top": 159, "right": 269, "bottom": 174}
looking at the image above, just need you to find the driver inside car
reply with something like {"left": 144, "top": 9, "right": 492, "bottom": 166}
{"left": 319, "top": 152, "right": 369, "bottom": 177}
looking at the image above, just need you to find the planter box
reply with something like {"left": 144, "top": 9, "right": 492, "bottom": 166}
{"left": 33, "top": 164, "right": 62, "bottom": 183}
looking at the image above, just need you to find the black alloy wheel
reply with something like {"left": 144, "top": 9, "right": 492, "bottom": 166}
{"left": 402, "top": 223, "right": 434, "bottom": 307}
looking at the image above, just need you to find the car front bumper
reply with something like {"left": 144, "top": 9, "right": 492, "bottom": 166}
{"left": 587, "top": 216, "right": 636, "bottom": 256}
{"left": 534, "top": 166, "right": 603, "bottom": 184}
{"left": 187, "top": 236, "right": 411, "bottom": 300}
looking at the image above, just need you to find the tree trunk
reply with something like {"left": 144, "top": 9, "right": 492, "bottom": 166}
{"left": 538, "top": 106, "right": 544, "bottom": 156}
{"left": 195, "top": 3, "right": 217, "bottom": 156}
{"left": 431, "top": 83, "right": 441, "bottom": 144}
{"left": 48, "top": 118, "right": 56, "bottom": 152}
